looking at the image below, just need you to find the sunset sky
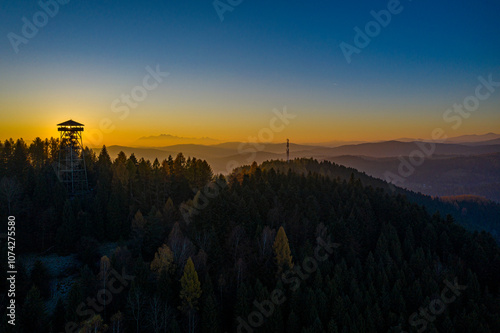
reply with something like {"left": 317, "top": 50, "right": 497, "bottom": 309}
{"left": 1, "top": 0, "right": 499, "bottom": 146}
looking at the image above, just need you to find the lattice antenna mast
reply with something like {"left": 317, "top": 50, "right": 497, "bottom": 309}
{"left": 57, "top": 120, "right": 89, "bottom": 195}
{"left": 286, "top": 139, "right": 290, "bottom": 163}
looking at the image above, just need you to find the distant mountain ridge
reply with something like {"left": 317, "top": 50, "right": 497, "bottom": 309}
{"left": 94, "top": 137, "right": 500, "bottom": 201}
{"left": 132, "top": 133, "right": 499, "bottom": 148}
{"left": 96, "top": 139, "right": 500, "bottom": 175}
{"left": 327, "top": 153, "right": 500, "bottom": 202}
{"left": 135, "top": 134, "right": 221, "bottom": 146}
{"left": 445, "top": 132, "right": 500, "bottom": 143}
{"left": 460, "top": 138, "right": 500, "bottom": 146}
{"left": 386, "top": 133, "right": 500, "bottom": 144}
{"left": 312, "top": 140, "right": 500, "bottom": 157}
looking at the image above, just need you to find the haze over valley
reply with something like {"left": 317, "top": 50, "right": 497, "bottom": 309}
{"left": 98, "top": 132, "right": 500, "bottom": 202}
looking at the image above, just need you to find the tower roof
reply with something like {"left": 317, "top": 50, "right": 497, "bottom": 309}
{"left": 57, "top": 119, "right": 84, "bottom": 127}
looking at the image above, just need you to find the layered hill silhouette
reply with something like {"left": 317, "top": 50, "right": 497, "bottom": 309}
{"left": 135, "top": 134, "right": 221, "bottom": 146}
{"left": 328, "top": 153, "right": 500, "bottom": 202}
{"left": 94, "top": 135, "right": 500, "bottom": 202}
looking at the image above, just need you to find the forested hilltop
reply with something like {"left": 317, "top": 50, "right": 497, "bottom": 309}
{"left": 1, "top": 138, "right": 499, "bottom": 332}
{"left": 238, "top": 159, "right": 500, "bottom": 242}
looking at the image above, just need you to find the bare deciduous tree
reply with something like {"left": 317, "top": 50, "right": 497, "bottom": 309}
{"left": 146, "top": 294, "right": 172, "bottom": 333}
{"left": 110, "top": 311, "right": 123, "bottom": 333}
{"left": 127, "top": 283, "right": 145, "bottom": 333}
{"left": 98, "top": 256, "right": 111, "bottom": 318}
{"left": 258, "top": 226, "right": 276, "bottom": 258}
{"left": 0, "top": 176, "right": 21, "bottom": 215}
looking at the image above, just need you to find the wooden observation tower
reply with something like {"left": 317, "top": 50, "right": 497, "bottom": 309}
{"left": 57, "top": 120, "right": 89, "bottom": 194}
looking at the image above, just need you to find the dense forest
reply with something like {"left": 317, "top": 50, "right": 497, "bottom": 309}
{"left": 1, "top": 137, "right": 499, "bottom": 332}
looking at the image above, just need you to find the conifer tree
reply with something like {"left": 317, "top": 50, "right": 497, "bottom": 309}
{"left": 273, "top": 226, "right": 294, "bottom": 273}
{"left": 179, "top": 257, "right": 202, "bottom": 333}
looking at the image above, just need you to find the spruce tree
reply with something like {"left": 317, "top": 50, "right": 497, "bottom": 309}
{"left": 179, "top": 257, "right": 202, "bottom": 333}
{"left": 273, "top": 226, "right": 294, "bottom": 273}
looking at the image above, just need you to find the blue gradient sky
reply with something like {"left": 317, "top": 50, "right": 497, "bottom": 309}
{"left": 1, "top": 0, "right": 499, "bottom": 145}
